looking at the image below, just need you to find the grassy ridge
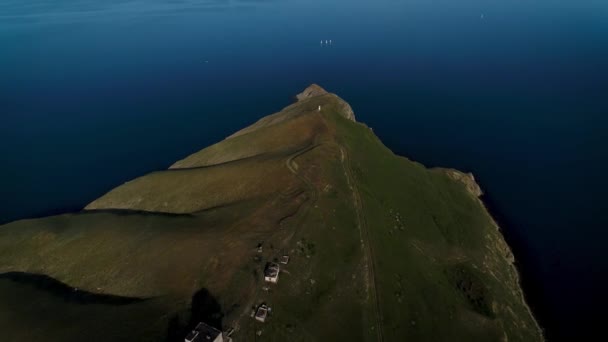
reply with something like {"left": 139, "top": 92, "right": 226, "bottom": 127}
{"left": 170, "top": 112, "right": 325, "bottom": 169}
{"left": 0, "top": 86, "right": 541, "bottom": 341}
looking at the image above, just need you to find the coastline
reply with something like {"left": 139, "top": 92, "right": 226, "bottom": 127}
{"left": 0, "top": 85, "right": 547, "bottom": 340}
{"left": 440, "top": 168, "right": 545, "bottom": 341}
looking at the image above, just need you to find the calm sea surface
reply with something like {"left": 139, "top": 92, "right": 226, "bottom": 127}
{"left": 1, "top": 0, "right": 607, "bottom": 339}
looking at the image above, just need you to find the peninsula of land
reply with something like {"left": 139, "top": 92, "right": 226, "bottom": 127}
{"left": 0, "top": 85, "right": 542, "bottom": 341}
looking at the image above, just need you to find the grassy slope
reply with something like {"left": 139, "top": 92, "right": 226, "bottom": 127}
{"left": 330, "top": 111, "right": 542, "bottom": 341}
{"left": 0, "top": 87, "right": 541, "bottom": 341}
{"left": 235, "top": 141, "right": 373, "bottom": 341}
{"left": 170, "top": 103, "right": 324, "bottom": 169}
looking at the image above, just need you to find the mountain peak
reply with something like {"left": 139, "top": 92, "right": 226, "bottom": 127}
{"left": 296, "top": 84, "right": 328, "bottom": 101}
{"left": 295, "top": 84, "right": 356, "bottom": 122}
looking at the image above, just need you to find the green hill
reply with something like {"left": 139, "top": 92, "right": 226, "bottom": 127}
{"left": 0, "top": 85, "right": 542, "bottom": 341}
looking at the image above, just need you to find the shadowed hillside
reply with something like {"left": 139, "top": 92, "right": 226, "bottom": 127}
{"left": 0, "top": 85, "right": 542, "bottom": 341}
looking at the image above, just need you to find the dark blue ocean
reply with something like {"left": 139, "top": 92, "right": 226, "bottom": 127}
{"left": 1, "top": 0, "right": 606, "bottom": 339}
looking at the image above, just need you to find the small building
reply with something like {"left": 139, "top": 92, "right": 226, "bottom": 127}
{"left": 264, "top": 262, "right": 280, "bottom": 283}
{"left": 185, "top": 322, "right": 225, "bottom": 342}
{"left": 255, "top": 304, "right": 269, "bottom": 323}
{"left": 279, "top": 255, "right": 289, "bottom": 265}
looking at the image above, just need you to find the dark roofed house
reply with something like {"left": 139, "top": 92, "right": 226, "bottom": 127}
{"left": 264, "top": 262, "right": 280, "bottom": 283}
{"left": 185, "top": 322, "right": 225, "bottom": 342}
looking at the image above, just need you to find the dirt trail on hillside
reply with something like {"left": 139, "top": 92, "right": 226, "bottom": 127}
{"left": 340, "top": 146, "right": 384, "bottom": 342}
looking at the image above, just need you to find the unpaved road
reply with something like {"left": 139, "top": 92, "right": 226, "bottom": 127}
{"left": 271, "top": 124, "right": 384, "bottom": 341}
{"left": 340, "top": 146, "right": 384, "bottom": 342}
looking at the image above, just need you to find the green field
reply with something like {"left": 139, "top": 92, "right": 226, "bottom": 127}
{"left": 0, "top": 85, "right": 542, "bottom": 341}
